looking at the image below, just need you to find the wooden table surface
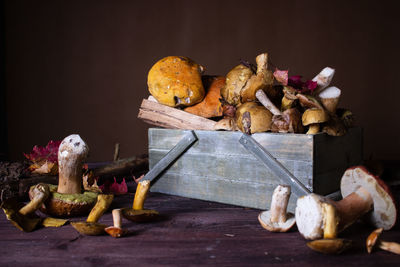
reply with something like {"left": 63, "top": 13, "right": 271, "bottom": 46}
{"left": 1, "top": 191, "right": 399, "bottom": 266}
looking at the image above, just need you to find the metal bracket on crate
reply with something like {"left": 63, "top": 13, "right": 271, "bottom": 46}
{"left": 239, "top": 133, "right": 311, "bottom": 197}
{"left": 142, "top": 130, "right": 198, "bottom": 183}
{"left": 239, "top": 133, "right": 342, "bottom": 200}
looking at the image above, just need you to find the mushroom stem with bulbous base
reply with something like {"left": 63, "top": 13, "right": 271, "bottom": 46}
{"left": 258, "top": 185, "right": 296, "bottom": 232}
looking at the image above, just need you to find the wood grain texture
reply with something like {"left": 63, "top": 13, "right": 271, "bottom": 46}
{"left": 1, "top": 192, "right": 399, "bottom": 266}
{"left": 138, "top": 99, "right": 217, "bottom": 130}
{"left": 149, "top": 128, "right": 363, "bottom": 210}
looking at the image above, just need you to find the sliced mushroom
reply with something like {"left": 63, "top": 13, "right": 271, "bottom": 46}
{"left": 295, "top": 166, "right": 397, "bottom": 240}
{"left": 258, "top": 185, "right": 296, "bottom": 232}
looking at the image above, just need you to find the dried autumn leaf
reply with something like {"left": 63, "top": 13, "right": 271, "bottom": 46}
{"left": 24, "top": 140, "right": 61, "bottom": 174}
{"left": 273, "top": 68, "right": 289, "bottom": 85}
{"left": 31, "top": 161, "right": 57, "bottom": 175}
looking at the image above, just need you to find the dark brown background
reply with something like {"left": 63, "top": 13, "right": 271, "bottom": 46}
{"left": 2, "top": 0, "right": 400, "bottom": 162}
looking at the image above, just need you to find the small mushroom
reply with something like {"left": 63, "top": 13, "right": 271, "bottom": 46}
{"left": 30, "top": 134, "right": 98, "bottom": 217}
{"left": 105, "top": 209, "right": 128, "bottom": 238}
{"left": 258, "top": 185, "right": 296, "bottom": 232}
{"left": 235, "top": 102, "right": 272, "bottom": 134}
{"left": 295, "top": 166, "right": 397, "bottom": 240}
{"left": 366, "top": 228, "right": 400, "bottom": 255}
{"left": 122, "top": 180, "right": 159, "bottom": 222}
{"left": 302, "top": 108, "right": 329, "bottom": 134}
{"left": 307, "top": 238, "right": 352, "bottom": 254}
{"left": 1, "top": 183, "right": 50, "bottom": 232}
{"left": 71, "top": 194, "right": 114, "bottom": 235}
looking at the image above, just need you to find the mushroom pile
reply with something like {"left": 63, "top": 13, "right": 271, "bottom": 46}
{"left": 146, "top": 53, "right": 354, "bottom": 135}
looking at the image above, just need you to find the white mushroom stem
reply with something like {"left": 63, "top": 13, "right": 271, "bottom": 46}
{"left": 333, "top": 186, "right": 373, "bottom": 230}
{"left": 255, "top": 90, "right": 282, "bottom": 116}
{"left": 112, "top": 209, "right": 123, "bottom": 229}
{"left": 379, "top": 241, "right": 400, "bottom": 255}
{"left": 312, "top": 67, "right": 335, "bottom": 95}
{"left": 318, "top": 86, "right": 341, "bottom": 113}
{"left": 57, "top": 134, "right": 89, "bottom": 194}
{"left": 296, "top": 187, "right": 373, "bottom": 240}
{"left": 253, "top": 53, "right": 282, "bottom": 116}
{"left": 19, "top": 183, "right": 50, "bottom": 216}
{"left": 270, "top": 185, "right": 291, "bottom": 223}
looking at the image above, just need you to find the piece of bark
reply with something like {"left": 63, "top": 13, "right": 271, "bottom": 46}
{"left": 91, "top": 155, "right": 148, "bottom": 178}
{"left": 138, "top": 99, "right": 217, "bottom": 130}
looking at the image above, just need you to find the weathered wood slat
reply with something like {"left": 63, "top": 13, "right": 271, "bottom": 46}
{"left": 149, "top": 128, "right": 314, "bottom": 161}
{"left": 149, "top": 127, "right": 363, "bottom": 210}
{"left": 149, "top": 150, "right": 313, "bottom": 189}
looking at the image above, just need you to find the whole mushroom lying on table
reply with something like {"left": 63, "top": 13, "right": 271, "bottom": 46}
{"left": 296, "top": 166, "right": 397, "bottom": 240}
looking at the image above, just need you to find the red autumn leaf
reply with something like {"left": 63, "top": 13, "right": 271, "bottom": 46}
{"left": 24, "top": 140, "right": 62, "bottom": 174}
{"left": 273, "top": 68, "right": 289, "bottom": 85}
{"left": 24, "top": 140, "right": 62, "bottom": 164}
{"left": 288, "top": 75, "right": 303, "bottom": 89}
{"left": 304, "top": 80, "right": 318, "bottom": 91}
{"left": 288, "top": 75, "right": 318, "bottom": 94}
{"left": 99, "top": 177, "right": 128, "bottom": 195}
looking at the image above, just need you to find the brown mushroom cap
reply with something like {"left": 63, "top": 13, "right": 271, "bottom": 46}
{"left": 29, "top": 184, "right": 98, "bottom": 217}
{"left": 105, "top": 226, "right": 127, "bottom": 238}
{"left": 147, "top": 56, "right": 205, "bottom": 107}
{"left": 235, "top": 102, "right": 272, "bottom": 134}
{"left": 302, "top": 108, "right": 329, "bottom": 126}
{"left": 71, "top": 221, "right": 107, "bottom": 235}
{"left": 121, "top": 208, "right": 159, "bottom": 223}
{"left": 258, "top": 210, "right": 295, "bottom": 232}
{"left": 221, "top": 64, "right": 253, "bottom": 106}
{"left": 307, "top": 238, "right": 352, "bottom": 254}
{"left": 341, "top": 166, "right": 397, "bottom": 230}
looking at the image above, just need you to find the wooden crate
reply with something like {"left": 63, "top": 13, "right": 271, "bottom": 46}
{"left": 148, "top": 127, "right": 363, "bottom": 211}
